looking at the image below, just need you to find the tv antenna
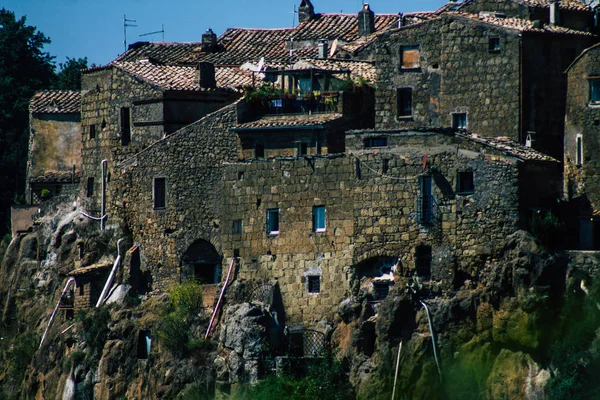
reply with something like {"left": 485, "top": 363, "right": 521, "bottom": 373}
{"left": 123, "top": 14, "right": 138, "bottom": 52}
{"left": 140, "top": 24, "right": 165, "bottom": 42}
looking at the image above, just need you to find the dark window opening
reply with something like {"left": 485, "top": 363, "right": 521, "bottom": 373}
{"left": 397, "top": 88, "right": 412, "bottom": 118}
{"left": 298, "top": 142, "right": 308, "bottom": 157}
{"left": 232, "top": 219, "right": 242, "bottom": 235}
{"left": 576, "top": 136, "right": 583, "bottom": 166}
{"left": 457, "top": 171, "right": 475, "bottom": 194}
{"left": 79, "top": 285, "right": 84, "bottom": 296}
{"left": 233, "top": 248, "right": 240, "bottom": 258}
{"left": 154, "top": 177, "right": 166, "bottom": 209}
{"left": 120, "top": 107, "right": 131, "bottom": 146}
{"left": 418, "top": 176, "right": 433, "bottom": 225}
{"left": 415, "top": 245, "right": 432, "bottom": 279}
{"left": 356, "top": 158, "right": 362, "bottom": 179}
{"left": 267, "top": 208, "right": 280, "bottom": 234}
{"left": 255, "top": 143, "right": 265, "bottom": 158}
{"left": 238, "top": 171, "right": 244, "bottom": 180}
{"left": 313, "top": 206, "right": 326, "bottom": 232}
{"left": 401, "top": 45, "right": 420, "bottom": 69}
{"left": 488, "top": 37, "right": 500, "bottom": 53}
{"left": 90, "top": 124, "right": 96, "bottom": 139}
{"left": 452, "top": 113, "right": 467, "bottom": 129}
{"left": 374, "top": 282, "right": 390, "bottom": 300}
{"left": 194, "top": 263, "right": 222, "bottom": 284}
{"left": 308, "top": 275, "right": 321, "bottom": 293}
{"left": 137, "top": 330, "right": 151, "bottom": 360}
{"left": 589, "top": 78, "right": 600, "bottom": 104}
{"left": 365, "top": 136, "right": 388, "bottom": 148}
{"left": 86, "top": 177, "right": 94, "bottom": 197}
{"left": 382, "top": 159, "right": 389, "bottom": 174}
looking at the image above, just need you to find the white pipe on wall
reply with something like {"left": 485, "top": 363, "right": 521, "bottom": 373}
{"left": 39, "top": 277, "right": 75, "bottom": 349}
{"left": 96, "top": 238, "right": 124, "bottom": 307}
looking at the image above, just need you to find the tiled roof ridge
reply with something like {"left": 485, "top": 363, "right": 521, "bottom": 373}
{"left": 30, "top": 90, "right": 81, "bottom": 114}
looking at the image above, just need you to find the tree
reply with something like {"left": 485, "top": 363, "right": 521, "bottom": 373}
{"left": 0, "top": 8, "right": 56, "bottom": 234}
{"left": 54, "top": 57, "right": 88, "bottom": 90}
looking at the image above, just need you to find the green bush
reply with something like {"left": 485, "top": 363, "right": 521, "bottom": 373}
{"left": 530, "top": 210, "right": 562, "bottom": 248}
{"left": 40, "top": 189, "right": 51, "bottom": 200}
{"left": 77, "top": 308, "right": 111, "bottom": 358}
{"left": 7, "top": 331, "right": 38, "bottom": 382}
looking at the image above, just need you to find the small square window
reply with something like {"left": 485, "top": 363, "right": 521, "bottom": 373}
{"left": 297, "top": 142, "right": 308, "bottom": 157}
{"left": 267, "top": 208, "right": 280, "bottom": 234}
{"left": 415, "top": 245, "right": 432, "bottom": 279}
{"left": 364, "top": 136, "right": 388, "bottom": 148}
{"left": 255, "top": 143, "right": 265, "bottom": 158}
{"left": 90, "top": 124, "right": 96, "bottom": 139}
{"left": 313, "top": 206, "right": 326, "bottom": 232}
{"left": 153, "top": 177, "right": 166, "bottom": 209}
{"left": 488, "top": 38, "right": 500, "bottom": 53}
{"left": 452, "top": 113, "right": 467, "bottom": 130}
{"left": 401, "top": 45, "right": 420, "bottom": 69}
{"left": 232, "top": 219, "right": 242, "bottom": 235}
{"left": 589, "top": 78, "right": 600, "bottom": 104}
{"left": 397, "top": 88, "right": 412, "bottom": 118}
{"left": 457, "top": 171, "right": 474, "bottom": 194}
{"left": 86, "top": 177, "right": 94, "bottom": 197}
{"left": 308, "top": 275, "right": 321, "bottom": 293}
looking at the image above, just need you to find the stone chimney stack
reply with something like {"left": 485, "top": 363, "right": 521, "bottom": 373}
{"left": 298, "top": 0, "right": 315, "bottom": 24}
{"left": 197, "top": 62, "right": 216, "bottom": 89}
{"left": 358, "top": 3, "right": 376, "bottom": 37}
{"left": 318, "top": 40, "right": 328, "bottom": 59}
{"left": 549, "top": 0, "right": 560, "bottom": 26}
{"left": 201, "top": 29, "right": 218, "bottom": 53}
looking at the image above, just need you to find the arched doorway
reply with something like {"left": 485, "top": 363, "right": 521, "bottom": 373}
{"left": 181, "top": 239, "right": 222, "bottom": 284}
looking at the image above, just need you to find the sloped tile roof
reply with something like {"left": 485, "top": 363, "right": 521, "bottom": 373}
{"left": 114, "top": 42, "right": 201, "bottom": 65}
{"left": 519, "top": 0, "right": 590, "bottom": 12}
{"left": 450, "top": 12, "right": 594, "bottom": 35}
{"left": 29, "top": 171, "right": 80, "bottom": 183}
{"left": 292, "top": 13, "right": 399, "bottom": 42}
{"left": 458, "top": 133, "right": 559, "bottom": 162}
{"left": 30, "top": 91, "right": 80, "bottom": 114}
{"left": 291, "top": 59, "right": 376, "bottom": 83}
{"left": 68, "top": 263, "right": 112, "bottom": 276}
{"left": 113, "top": 61, "right": 261, "bottom": 92}
{"left": 235, "top": 113, "right": 343, "bottom": 130}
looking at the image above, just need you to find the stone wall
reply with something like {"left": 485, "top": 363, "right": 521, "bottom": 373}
{"left": 117, "top": 103, "right": 240, "bottom": 290}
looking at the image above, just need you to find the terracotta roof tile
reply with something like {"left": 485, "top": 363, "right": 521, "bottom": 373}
{"left": 291, "top": 59, "right": 376, "bottom": 83}
{"left": 68, "top": 263, "right": 112, "bottom": 276}
{"left": 29, "top": 171, "right": 81, "bottom": 183}
{"left": 113, "top": 61, "right": 261, "bottom": 92}
{"left": 30, "top": 91, "right": 80, "bottom": 114}
{"left": 235, "top": 113, "right": 343, "bottom": 130}
{"left": 458, "top": 133, "right": 559, "bottom": 162}
{"left": 519, "top": 0, "right": 590, "bottom": 12}
{"left": 450, "top": 12, "right": 594, "bottom": 35}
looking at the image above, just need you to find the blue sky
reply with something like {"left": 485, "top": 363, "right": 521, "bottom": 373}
{"left": 3, "top": 0, "right": 448, "bottom": 67}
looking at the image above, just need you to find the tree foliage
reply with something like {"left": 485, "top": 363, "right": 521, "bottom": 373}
{"left": 0, "top": 8, "right": 56, "bottom": 233}
{"left": 54, "top": 57, "right": 88, "bottom": 90}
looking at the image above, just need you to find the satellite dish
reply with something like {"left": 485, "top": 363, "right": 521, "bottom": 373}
{"left": 329, "top": 39, "right": 338, "bottom": 57}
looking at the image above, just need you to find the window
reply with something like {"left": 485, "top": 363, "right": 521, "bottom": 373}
{"left": 267, "top": 208, "right": 280, "bottom": 234}
{"left": 589, "top": 78, "right": 600, "bottom": 104}
{"left": 382, "top": 159, "right": 389, "bottom": 174}
{"left": 401, "top": 45, "right": 420, "bottom": 69}
{"left": 255, "top": 143, "right": 265, "bottom": 158}
{"left": 374, "top": 282, "right": 390, "bottom": 300}
{"left": 297, "top": 142, "right": 308, "bottom": 157}
{"left": 415, "top": 245, "right": 432, "bottom": 279}
{"left": 79, "top": 285, "right": 84, "bottom": 296}
{"left": 418, "top": 175, "right": 433, "bottom": 225}
{"left": 397, "top": 88, "right": 412, "bottom": 118}
{"left": 364, "top": 136, "right": 388, "bottom": 148}
{"left": 313, "top": 206, "right": 326, "bottom": 232}
{"left": 232, "top": 219, "right": 242, "bottom": 235}
{"left": 137, "top": 330, "right": 151, "bottom": 360}
{"left": 576, "top": 135, "right": 583, "bottom": 166}
{"left": 488, "top": 37, "right": 500, "bottom": 53}
{"left": 90, "top": 124, "right": 96, "bottom": 139}
{"left": 457, "top": 171, "right": 475, "bottom": 194}
{"left": 307, "top": 275, "right": 321, "bottom": 293}
{"left": 153, "top": 177, "right": 166, "bottom": 209}
{"left": 121, "top": 107, "right": 131, "bottom": 146}
{"left": 452, "top": 113, "right": 467, "bottom": 129}
{"left": 86, "top": 177, "right": 94, "bottom": 197}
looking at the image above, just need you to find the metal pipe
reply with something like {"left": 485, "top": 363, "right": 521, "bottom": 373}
{"left": 205, "top": 258, "right": 235, "bottom": 339}
{"left": 391, "top": 340, "right": 403, "bottom": 400}
{"left": 96, "top": 238, "right": 124, "bottom": 307}
{"left": 101, "top": 159, "right": 107, "bottom": 230}
{"left": 39, "top": 277, "right": 75, "bottom": 348}
{"left": 420, "top": 300, "right": 442, "bottom": 383}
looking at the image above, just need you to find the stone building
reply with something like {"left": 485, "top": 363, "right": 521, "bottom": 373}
{"left": 564, "top": 42, "right": 600, "bottom": 249}
{"left": 26, "top": 91, "right": 81, "bottom": 204}
{"left": 370, "top": 8, "right": 596, "bottom": 159}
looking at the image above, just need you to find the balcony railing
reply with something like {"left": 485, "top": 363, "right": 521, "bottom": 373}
{"left": 247, "top": 92, "right": 341, "bottom": 116}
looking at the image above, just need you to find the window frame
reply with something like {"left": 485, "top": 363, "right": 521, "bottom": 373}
{"left": 364, "top": 136, "right": 388, "bottom": 148}
{"left": 313, "top": 205, "right": 326, "bottom": 232}
{"left": 457, "top": 171, "right": 475, "bottom": 195}
{"left": 153, "top": 177, "right": 166, "bottom": 210}
{"left": 418, "top": 175, "right": 433, "bottom": 225}
{"left": 576, "top": 134, "right": 583, "bottom": 166}
{"left": 120, "top": 107, "right": 131, "bottom": 146}
{"left": 307, "top": 275, "right": 321, "bottom": 293}
{"left": 297, "top": 142, "right": 308, "bottom": 157}
{"left": 415, "top": 245, "right": 432, "bottom": 279}
{"left": 90, "top": 124, "right": 96, "bottom": 139}
{"left": 232, "top": 219, "right": 243, "bottom": 235}
{"left": 488, "top": 37, "right": 500, "bottom": 53}
{"left": 400, "top": 45, "right": 420, "bottom": 70}
{"left": 452, "top": 112, "right": 468, "bottom": 130}
{"left": 266, "top": 208, "right": 280, "bottom": 235}
{"left": 397, "top": 87, "right": 413, "bottom": 118}
{"left": 589, "top": 77, "right": 600, "bottom": 105}
{"left": 86, "top": 177, "right": 94, "bottom": 197}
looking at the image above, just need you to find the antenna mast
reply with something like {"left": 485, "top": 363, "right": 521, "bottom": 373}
{"left": 140, "top": 24, "right": 165, "bottom": 42}
{"left": 123, "top": 14, "right": 138, "bottom": 52}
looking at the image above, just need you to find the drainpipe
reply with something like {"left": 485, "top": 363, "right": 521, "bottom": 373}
{"left": 96, "top": 238, "right": 124, "bottom": 307}
{"left": 39, "top": 277, "right": 75, "bottom": 348}
{"left": 205, "top": 258, "right": 235, "bottom": 339}
{"left": 101, "top": 159, "right": 107, "bottom": 230}
{"left": 420, "top": 300, "right": 442, "bottom": 384}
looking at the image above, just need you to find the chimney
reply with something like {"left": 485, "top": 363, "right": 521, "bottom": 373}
{"left": 318, "top": 40, "right": 328, "bottom": 59}
{"left": 358, "top": 3, "right": 376, "bottom": 37}
{"left": 201, "top": 28, "right": 218, "bottom": 53}
{"left": 549, "top": 0, "right": 560, "bottom": 26}
{"left": 298, "top": 0, "right": 315, "bottom": 23}
{"left": 398, "top": 12, "right": 404, "bottom": 29}
{"left": 197, "top": 62, "right": 216, "bottom": 89}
